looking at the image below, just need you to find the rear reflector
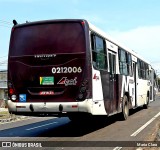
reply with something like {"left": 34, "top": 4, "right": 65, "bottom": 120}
{"left": 72, "top": 105, "right": 78, "bottom": 108}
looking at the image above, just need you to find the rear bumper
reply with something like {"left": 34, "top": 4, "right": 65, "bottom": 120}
{"left": 7, "top": 99, "right": 93, "bottom": 116}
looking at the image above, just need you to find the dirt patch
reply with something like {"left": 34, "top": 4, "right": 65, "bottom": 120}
{"left": 0, "top": 108, "right": 28, "bottom": 123}
{"left": 0, "top": 100, "right": 5, "bottom": 108}
{"left": 0, "top": 111, "right": 10, "bottom": 119}
{"left": 145, "top": 119, "right": 160, "bottom": 141}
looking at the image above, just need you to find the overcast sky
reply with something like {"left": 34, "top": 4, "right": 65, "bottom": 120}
{"left": 0, "top": 0, "right": 160, "bottom": 73}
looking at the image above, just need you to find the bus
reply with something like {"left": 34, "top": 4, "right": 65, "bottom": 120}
{"left": 7, "top": 19, "right": 155, "bottom": 121}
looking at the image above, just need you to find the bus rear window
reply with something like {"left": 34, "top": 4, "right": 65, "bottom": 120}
{"left": 9, "top": 22, "right": 85, "bottom": 56}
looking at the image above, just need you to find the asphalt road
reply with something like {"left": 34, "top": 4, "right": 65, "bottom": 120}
{"left": 0, "top": 96, "right": 160, "bottom": 150}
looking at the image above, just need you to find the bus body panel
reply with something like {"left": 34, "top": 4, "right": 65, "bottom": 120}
{"left": 9, "top": 20, "right": 85, "bottom": 102}
{"left": 8, "top": 20, "right": 94, "bottom": 115}
{"left": 8, "top": 55, "right": 85, "bottom": 102}
{"left": 7, "top": 100, "right": 93, "bottom": 114}
{"left": 92, "top": 68, "right": 107, "bottom": 115}
{"left": 137, "top": 79, "right": 150, "bottom": 106}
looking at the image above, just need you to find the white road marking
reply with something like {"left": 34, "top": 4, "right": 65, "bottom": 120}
{"left": 26, "top": 122, "right": 58, "bottom": 130}
{"left": 131, "top": 112, "right": 160, "bottom": 137}
{"left": 113, "top": 147, "right": 122, "bottom": 150}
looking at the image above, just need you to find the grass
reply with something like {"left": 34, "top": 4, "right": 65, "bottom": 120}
{"left": 0, "top": 111, "right": 12, "bottom": 119}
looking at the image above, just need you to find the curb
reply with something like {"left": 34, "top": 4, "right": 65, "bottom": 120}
{"left": 156, "top": 129, "right": 160, "bottom": 141}
{"left": 0, "top": 108, "right": 8, "bottom": 112}
{"left": 0, "top": 108, "right": 29, "bottom": 123}
{"left": 0, "top": 116, "right": 29, "bottom": 123}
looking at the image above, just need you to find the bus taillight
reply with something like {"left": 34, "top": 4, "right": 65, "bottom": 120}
{"left": 8, "top": 88, "right": 17, "bottom": 101}
{"left": 9, "top": 88, "right": 14, "bottom": 95}
{"left": 8, "top": 81, "right": 17, "bottom": 101}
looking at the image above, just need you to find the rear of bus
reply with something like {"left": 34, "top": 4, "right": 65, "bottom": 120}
{"left": 8, "top": 19, "right": 92, "bottom": 117}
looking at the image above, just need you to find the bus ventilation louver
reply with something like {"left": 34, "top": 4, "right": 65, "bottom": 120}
{"left": 76, "top": 80, "right": 88, "bottom": 101}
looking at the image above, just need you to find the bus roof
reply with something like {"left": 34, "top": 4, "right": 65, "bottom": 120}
{"left": 12, "top": 19, "right": 86, "bottom": 28}
{"left": 88, "top": 21, "right": 151, "bottom": 65}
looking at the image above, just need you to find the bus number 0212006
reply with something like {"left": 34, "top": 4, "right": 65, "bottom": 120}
{"left": 52, "top": 67, "right": 82, "bottom": 74}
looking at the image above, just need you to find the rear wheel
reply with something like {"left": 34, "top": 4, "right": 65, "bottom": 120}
{"left": 122, "top": 95, "right": 129, "bottom": 120}
{"left": 143, "top": 92, "right": 149, "bottom": 109}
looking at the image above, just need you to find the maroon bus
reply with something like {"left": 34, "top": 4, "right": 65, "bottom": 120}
{"left": 8, "top": 19, "right": 154, "bottom": 121}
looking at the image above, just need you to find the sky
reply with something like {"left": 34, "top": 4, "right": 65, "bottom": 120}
{"left": 0, "top": 0, "right": 160, "bottom": 74}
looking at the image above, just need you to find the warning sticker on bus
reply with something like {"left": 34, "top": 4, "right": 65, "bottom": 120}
{"left": 19, "top": 94, "right": 27, "bottom": 102}
{"left": 40, "top": 77, "right": 54, "bottom": 85}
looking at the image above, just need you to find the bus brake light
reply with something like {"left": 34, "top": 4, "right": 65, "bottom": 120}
{"left": 9, "top": 88, "right": 14, "bottom": 95}
{"left": 72, "top": 105, "right": 78, "bottom": 108}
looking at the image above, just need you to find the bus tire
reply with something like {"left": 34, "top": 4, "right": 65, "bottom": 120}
{"left": 143, "top": 93, "right": 149, "bottom": 109}
{"left": 122, "top": 95, "right": 129, "bottom": 120}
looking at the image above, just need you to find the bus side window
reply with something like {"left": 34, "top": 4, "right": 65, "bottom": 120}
{"left": 137, "top": 59, "right": 141, "bottom": 78}
{"left": 138, "top": 59, "right": 148, "bottom": 79}
{"left": 146, "top": 64, "right": 149, "bottom": 79}
{"left": 91, "top": 33, "right": 107, "bottom": 70}
{"left": 91, "top": 34, "right": 95, "bottom": 50}
{"left": 141, "top": 61, "right": 145, "bottom": 79}
{"left": 92, "top": 51, "right": 97, "bottom": 67}
{"left": 127, "top": 53, "right": 132, "bottom": 76}
{"left": 119, "top": 48, "right": 128, "bottom": 75}
{"left": 109, "top": 52, "right": 116, "bottom": 74}
{"left": 91, "top": 34, "right": 97, "bottom": 68}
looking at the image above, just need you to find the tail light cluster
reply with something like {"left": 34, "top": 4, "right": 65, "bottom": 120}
{"left": 76, "top": 80, "right": 88, "bottom": 101}
{"left": 8, "top": 82, "right": 17, "bottom": 101}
